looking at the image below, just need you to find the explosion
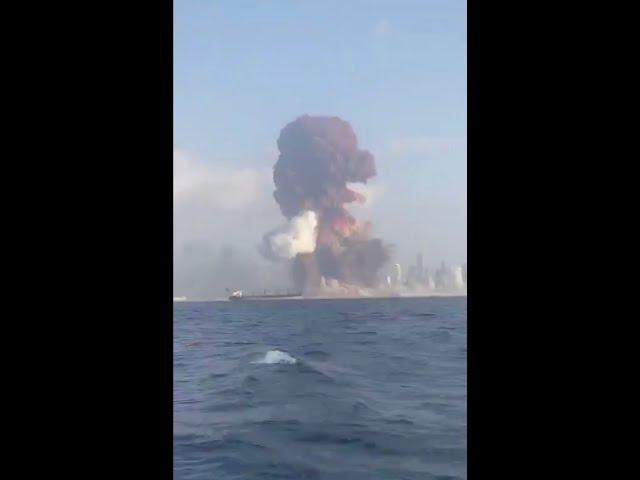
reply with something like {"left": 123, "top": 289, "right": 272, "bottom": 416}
{"left": 260, "top": 210, "right": 318, "bottom": 261}
{"left": 262, "top": 115, "right": 391, "bottom": 294}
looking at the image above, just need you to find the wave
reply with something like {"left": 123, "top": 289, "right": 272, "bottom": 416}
{"left": 252, "top": 350, "right": 297, "bottom": 365}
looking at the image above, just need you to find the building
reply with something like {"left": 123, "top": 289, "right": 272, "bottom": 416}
{"left": 435, "top": 261, "right": 448, "bottom": 289}
{"left": 406, "top": 265, "right": 418, "bottom": 287}
{"left": 392, "top": 263, "right": 402, "bottom": 286}
{"left": 416, "top": 253, "right": 424, "bottom": 283}
{"left": 452, "top": 266, "right": 465, "bottom": 290}
{"left": 425, "top": 270, "right": 436, "bottom": 289}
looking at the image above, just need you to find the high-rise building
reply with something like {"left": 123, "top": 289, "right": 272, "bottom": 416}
{"left": 452, "top": 266, "right": 465, "bottom": 290}
{"left": 392, "top": 263, "right": 402, "bottom": 286}
{"left": 416, "top": 253, "right": 424, "bottom": 282}
{"left": 407, "top": 265, "right": 418, "bottom": 286}
{"left": 435, "top": 261, "right": 447, "bottom": 289}
{"left": 425, "top": 270, "right": 436, "bottom": 290}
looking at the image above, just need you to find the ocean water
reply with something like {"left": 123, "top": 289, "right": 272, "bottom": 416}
{"left": 174, "top": 297, "right": 467, "bottom": 480}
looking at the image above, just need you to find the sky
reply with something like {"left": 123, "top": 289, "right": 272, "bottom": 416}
{"left": 174, "top": 0, "right": 466, "bottom": 297}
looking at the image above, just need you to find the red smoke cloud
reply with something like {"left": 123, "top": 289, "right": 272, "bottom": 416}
{"left": 271, "top": 115, "right": 391, "bottom": 292}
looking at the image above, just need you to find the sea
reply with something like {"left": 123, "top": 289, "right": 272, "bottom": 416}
{"left": 174, "top": 297, "right": 467, "bottom": 480}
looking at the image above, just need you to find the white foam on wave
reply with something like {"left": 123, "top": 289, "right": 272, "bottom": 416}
{"left": 253, "top": 350, "right": 297, "bottom": 365}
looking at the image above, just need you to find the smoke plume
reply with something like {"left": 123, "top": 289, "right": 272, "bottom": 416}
{"left": 262, "top": 115, "right": 391, "bottom": 293}
{"left": 260, "top": 210, "right": 318, "bottom": 261}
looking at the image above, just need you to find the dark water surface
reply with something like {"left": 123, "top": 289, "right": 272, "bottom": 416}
{"left": 174, "top": 297, "right": 467, "bottom": 480}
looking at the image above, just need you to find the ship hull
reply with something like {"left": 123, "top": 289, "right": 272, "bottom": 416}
{"left": 229, "top": 293, "right": 302, "bottom": 301}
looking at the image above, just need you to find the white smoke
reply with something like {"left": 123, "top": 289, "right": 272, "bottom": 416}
{"left": 173, "top": 150, "right": 290, "bottom": 299}
{"left": 260, "top": 210, "right": 318, "bottom": 261}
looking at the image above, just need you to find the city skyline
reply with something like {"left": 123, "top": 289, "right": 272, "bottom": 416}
{"left": 174, "top": 0, "right": 467, "bottom": 290}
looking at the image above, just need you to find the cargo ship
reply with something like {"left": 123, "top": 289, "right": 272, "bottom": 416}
{"left": 228, "top": 289, "right": 303, "bottom": 301}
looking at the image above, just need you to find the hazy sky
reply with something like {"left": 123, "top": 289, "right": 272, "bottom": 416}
{"left": 174, "top": 0, "right": 466, "bottom": 295}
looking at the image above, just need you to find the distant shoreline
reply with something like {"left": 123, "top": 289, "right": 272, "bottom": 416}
{"left": 174, "top": 292, "right": 467, "bottom": 303}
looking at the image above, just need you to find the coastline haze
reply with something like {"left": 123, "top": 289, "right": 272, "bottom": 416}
{"left": 173, "top": 0, "right": 466, "bottom": 299}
